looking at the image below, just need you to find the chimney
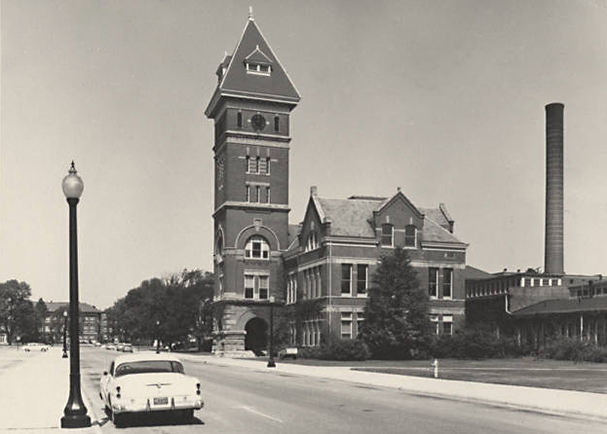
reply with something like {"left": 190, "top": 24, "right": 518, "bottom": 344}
{"left": 544, "top": 103, "right": 564, "bottom": 275}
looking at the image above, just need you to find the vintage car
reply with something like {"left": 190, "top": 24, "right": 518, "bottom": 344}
{"left": 23, "top": 342, "right": 50, "bottom": 352}
{"left": 99, "top": 353, "right": 203, "bottom": 426}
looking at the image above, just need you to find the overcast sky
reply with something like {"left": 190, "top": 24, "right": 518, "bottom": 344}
{"left": 2, "top": 0, "right": 607, "bottom": 309}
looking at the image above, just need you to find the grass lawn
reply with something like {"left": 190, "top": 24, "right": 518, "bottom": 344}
{"left": 277, "top": 356, "right": 607, "bottom": 394}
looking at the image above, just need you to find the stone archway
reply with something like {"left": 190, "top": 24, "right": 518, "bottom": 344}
{"left": 245, "top": 317, "right": 268, "bottom": 355}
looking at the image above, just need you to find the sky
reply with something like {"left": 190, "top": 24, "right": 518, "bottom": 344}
{"left": 2, "top": 0, "right": 607, "bottom": 310}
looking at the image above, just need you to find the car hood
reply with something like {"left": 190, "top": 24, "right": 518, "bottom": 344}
{"left": 114, "top": 373, "right": 198, "bottom": 397}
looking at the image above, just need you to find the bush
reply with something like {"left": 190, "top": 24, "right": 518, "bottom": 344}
{"left": 300, "top": 339, "right": 371, "bottom": 361}
{"left": 431, "top": 325, "right": 521, "bottom": 359}
{"left": 538, "top": 339, "right": 607, "bottom": 363}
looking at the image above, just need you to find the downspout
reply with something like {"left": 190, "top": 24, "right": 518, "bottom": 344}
{"left": 328, "top": 241, "right": 332, "bottom": 339}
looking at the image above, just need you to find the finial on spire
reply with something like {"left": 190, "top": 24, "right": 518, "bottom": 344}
{"left": 248, "top": 6, "right": 254, "bottom": 21}
{"left": 69, "top": 161, "right": 77, "bottom": 174}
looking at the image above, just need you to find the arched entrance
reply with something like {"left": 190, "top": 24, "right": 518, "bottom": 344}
{"left": 245, "top": 317, "right": 268, "bottom": 355}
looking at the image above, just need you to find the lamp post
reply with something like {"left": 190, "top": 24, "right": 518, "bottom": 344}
{"left": 156, "top": 320, "right": 160, "bottom": 354}
{"left": 267, "top": 296, "right": 276, "bottom": 368}
{"left": 60, "top": 162, "right": 91, "bottom": 428}
{"left": 62, "top": 311, "right": 68, "bottom": 358}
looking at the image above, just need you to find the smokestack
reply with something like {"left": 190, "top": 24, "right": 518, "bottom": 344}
{"left": 544, "top": 102, "right": 564, "bottom": 275}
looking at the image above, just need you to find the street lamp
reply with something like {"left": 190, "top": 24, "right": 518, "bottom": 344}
{"left": 60, "top": 162, "right": 91, "bottom": 428}
{"left": 156, "top": 320, "right": 160, "bottom": 354}
{"left": 62, "top": 311, "right": 68, "bottom": 358}
{"left": 267, "top": 296, "right": 276, "bottom": 368}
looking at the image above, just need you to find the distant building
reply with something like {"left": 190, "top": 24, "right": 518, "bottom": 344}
{"left": 45, "top": 302, "right": 102, "bottom": 344}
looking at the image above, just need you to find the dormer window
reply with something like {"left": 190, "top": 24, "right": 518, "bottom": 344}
{"left": 246, "top": 63, "right": 271, "bottom": 75}
{"left": 305, "top": 232, "right": 319, "bottom": 252}
{"left": 244, "top": 45, "right": 273, "bottom": 77}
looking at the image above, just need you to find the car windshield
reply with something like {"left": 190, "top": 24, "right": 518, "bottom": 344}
{"left": 114, "top": 360, "right": 184, "bottom": 377}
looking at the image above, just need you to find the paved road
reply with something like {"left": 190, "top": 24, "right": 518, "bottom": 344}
{"left": 78, "top": 348, "right": 607, "bottom": 434}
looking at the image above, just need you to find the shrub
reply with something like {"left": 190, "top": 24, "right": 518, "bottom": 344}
{"left": 300, "top": 339, "right": 371, "bottom": 361}
{"left": 538, "top": 339, "right": 607, "bottom": 363}
{"left": 319, "top": 339, "right": 371, "bottom": 361}
{"left": 430, "top": 325, "right": 521, "bottom": 359}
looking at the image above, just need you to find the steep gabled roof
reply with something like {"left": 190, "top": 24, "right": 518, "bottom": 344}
{"left": 244, "top": 45, "right": 273, "bottom": 65}
{"left": 205, "top": 16, "right": 300, "bottom": 116}
{"left": 376, "top": 190, "right": 424, "bottom": 219}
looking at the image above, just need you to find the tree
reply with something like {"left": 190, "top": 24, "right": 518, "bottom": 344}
{"left": 359, "top": 248, "right": 431, "bottom": 359}
{"left": 106, "top": 269, "right": 214, "bottom": 350}
{"left": 0, "top": 279, "right": 33, "bottom": 345}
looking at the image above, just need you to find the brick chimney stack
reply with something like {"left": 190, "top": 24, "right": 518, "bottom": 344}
{"left": 544, "top": 102, "right": 565, "bottom": 275}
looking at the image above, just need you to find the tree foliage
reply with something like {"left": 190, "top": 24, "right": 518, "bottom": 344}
{"left": 107, "top": 269, "right": 214, "bottom": 349}
{"left": 0, "top": 279, "right": 42, "bottom": 344}
{"left": 359, "top": 248, "right": 431, "bottom": 359}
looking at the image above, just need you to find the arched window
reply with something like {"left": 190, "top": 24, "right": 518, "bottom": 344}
{"left": 305, "top": 232, "right": 318, "bottom": 251}
{"left": 245, "top": 236, "right": 270, "bottom": 259}
{"left": 404, "top": 225, "right": 416, "bottom": 248}
{"left": 215, "top": 233, "right": 224, "bottom": 263}
{"left": 381, "top": 224, "right": 393, "bottom": 246}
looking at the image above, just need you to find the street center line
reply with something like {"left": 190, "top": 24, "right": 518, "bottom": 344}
{"left": 239, "top": 405, "right": 284, "bottom": 423}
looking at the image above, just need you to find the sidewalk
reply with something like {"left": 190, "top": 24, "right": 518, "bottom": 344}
{"left": 180, "top": 353, "right": 607, "bottom": 422}
{"left": 0, "top": 346, "right": 99, "bottom": 434}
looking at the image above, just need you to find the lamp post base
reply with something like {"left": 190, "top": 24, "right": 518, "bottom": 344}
{"left": 267, "top": 358, "right": 276, "bottom": 368}
{"left": 62, "top": 352, "right": 68, "bottom": 359}
{"left": 61, "top": 414, "right": 91, "bottom": 428}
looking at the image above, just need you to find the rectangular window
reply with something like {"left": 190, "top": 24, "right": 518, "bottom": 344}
{"left": 341, "top": 312, "right": 352, "bottom": 339}
{"left": 258, "top": 276, "right": 269, "bottom": 299}
{"left": 266, "top": 157, "right": 271, "bottom": 175}
{"left": 341, "top": 264, "right": 352, "bottom": 295}
{"left": 356, "top": 312, "right": 365, "bottom": 337}
{"left": 248, "top": 156, "right": 258, "bottom": 173}
{"left": 266, "top": 187, "right": 271, "bottom": 204}
{"left": 429, "top": 268, "right": 438, "bottom": 298}
{"left": 245, "top": 275, "right": 255, "bottom": 299}
{"left": 246, "top": 185, "right": 250, "bottom": 202}
{"left": 274, "top": 116, "right": 279, "bottom": 132}
{"left": 256, "top": 186, "right": 261, "bottom": 203}
{"left": 430, "top": 314, "right": 439, "bottom": 335}
{"left": 443, "top": 269, "right": 453, "bottom": 299}
{"left": 404, "top": 225, "right": 416, "bottom": 248}
{"left": 258, "top": 157, "right": 267, "bottom": 174}
{"left": 237, "top": 112, "right": 242, "bottom": 128}
{"left": 357, "top": 264, "right": 367, "bottom": 295}
{"left": 381, "top": 224, "right": 393, "bottom": 246}
{"left": 443, "top": 315, "right": 453, "bottom": 336}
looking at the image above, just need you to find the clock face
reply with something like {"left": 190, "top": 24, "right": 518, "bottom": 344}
{"left": 251, "top": 114, "right": 266, "bottom": 131}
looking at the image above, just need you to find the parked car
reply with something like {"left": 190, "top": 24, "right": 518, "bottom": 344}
{"left": 99, "top": 353, "right": 203, "bottom": 427}
{"left": 106, "top": 344, "right": 116, "bottom": 351}
{"left": 116, "top": 343, "right": 125, "bottom": 352}
{"left": 278, "top": 347, "right": 298, "bottom": 360}
{"left": 121, "top": 344, "right": 133, "bottom": 353}
{"left": 23, "top": 342, "right": 50, "bottom": 352}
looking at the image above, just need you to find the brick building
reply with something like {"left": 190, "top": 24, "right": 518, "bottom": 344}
{"left": 206, "top": 13, "right": 467, "bottom": 354}
{"left": 283, "top": 188, "right": 467, "bottom": 346}
{"left": 45, "top": 302, "right": 102, "bottom": 344}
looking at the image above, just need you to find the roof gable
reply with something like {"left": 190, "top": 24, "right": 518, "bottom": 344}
{"left": 375, "top": 191, "right": 424, "bottom": 220}
{"left": 207, "top": 17, "right": 300, "bottom": 116}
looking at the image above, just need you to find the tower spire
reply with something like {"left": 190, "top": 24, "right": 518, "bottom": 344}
{"left": 248, "top": 6, "right": 254, "bottom": 21}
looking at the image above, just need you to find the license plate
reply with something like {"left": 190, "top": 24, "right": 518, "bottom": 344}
{"left": 153, "top": 397, "right": 168, "bottom": 405}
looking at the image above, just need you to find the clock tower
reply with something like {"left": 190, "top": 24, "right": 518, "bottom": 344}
{"left": 205, "top": 12, "right": 300, "bottom": 354}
